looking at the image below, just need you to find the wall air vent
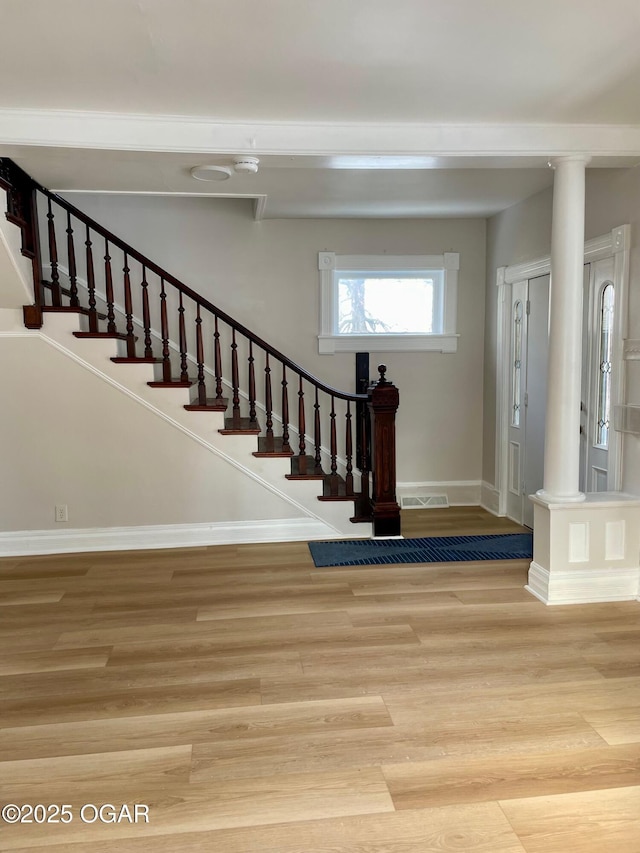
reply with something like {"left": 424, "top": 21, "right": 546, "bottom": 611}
{"left": 400, "top": 495, "right": 449, "bottom": 509}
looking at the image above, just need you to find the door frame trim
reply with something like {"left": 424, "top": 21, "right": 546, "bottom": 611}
{"left": 495, "top": 225, "right": 630, "bottom": 519}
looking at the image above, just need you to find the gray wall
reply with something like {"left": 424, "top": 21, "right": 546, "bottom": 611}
{"left": 0, "top": 333, "right": 299, "bottom": 532}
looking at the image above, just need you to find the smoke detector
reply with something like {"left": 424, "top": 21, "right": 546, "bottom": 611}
{"left": 190, "top": 156, "right": 260, "bottom": 182}
{"left": 232, "top": 156, "right": 259, "bottom": 174}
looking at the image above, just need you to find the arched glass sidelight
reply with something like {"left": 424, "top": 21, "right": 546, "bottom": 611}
{"left": 511, "top": 301, "right": 523, "bottom": 427}
{"left": 595, "top": 283, "right": 615, "bottom": 448}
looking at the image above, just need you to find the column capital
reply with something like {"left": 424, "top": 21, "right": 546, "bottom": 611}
{"left": 548, "top": 154, "right": 592, "bottom": 169}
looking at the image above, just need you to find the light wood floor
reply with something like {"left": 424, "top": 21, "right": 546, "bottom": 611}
{"left": 1, "top": 507, "right": 639, "bottom": 851}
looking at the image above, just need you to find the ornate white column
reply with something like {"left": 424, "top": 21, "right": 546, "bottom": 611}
{"left": 538, "top": 155, "right": 590, "bottom": 502}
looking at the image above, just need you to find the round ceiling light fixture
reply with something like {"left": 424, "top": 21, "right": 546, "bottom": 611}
{"left": 190, "top": 165, "right": 233, "bottom": 182}
{"left": 232, "top": 156, "right": 260, "bottom": 174}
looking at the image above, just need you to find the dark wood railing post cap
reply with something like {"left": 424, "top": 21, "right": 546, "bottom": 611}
{"left": 369, "top": 364, "right": 399, "bottom": 410}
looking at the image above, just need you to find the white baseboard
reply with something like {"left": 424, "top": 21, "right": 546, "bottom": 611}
{"left": 397, "top": 480, "right": 481, "bottom": 506}
{"left": 526, "top": 560, "right": 640, "bottom": 605}
{"left": 0, "top": 518, "right": 349, "bottom": 557}
{"left": 480, "top": 481, "right": 501, "bottom": 516}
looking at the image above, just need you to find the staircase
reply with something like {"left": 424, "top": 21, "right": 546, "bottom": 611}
{"left": 0, "top": 158, "right": 401, "bottom": 540}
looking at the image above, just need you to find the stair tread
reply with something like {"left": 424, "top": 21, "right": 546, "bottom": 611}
{"left": 148, "top": 379, "right": 194, "bottom": 388}
{"left": 43, "top": 306, "right": 90, "bottom": 315}
{"left": 74, "top": 331, "right": 131, "bottom": 341}
{"left": 112, "top": 356, "right": 162, "bottom": 364}
{"left": 43, "top": 303, "right": 108, "bottom": 321}
{"left": 219, "top": 417, "right": 261, "bottom": 435}
{"left": 253, "top": 436, "right": 294, "bottom": 457}
{"left": 184, "top": 397, "right": 229, "bottom": 411}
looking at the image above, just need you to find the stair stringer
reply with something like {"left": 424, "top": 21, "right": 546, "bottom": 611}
{"left": 26, "top": 310, "right": 370, "bottom": 541}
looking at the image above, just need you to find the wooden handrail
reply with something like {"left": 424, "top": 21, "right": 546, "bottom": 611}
{"left": 35, "top": 184, "right": 366, "bottom": 404}
{"left": 2, "top": 159, "right": 365, "bottom": 402}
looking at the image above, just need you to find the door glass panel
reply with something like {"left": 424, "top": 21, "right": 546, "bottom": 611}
{"left": 595, "top": 283, "right": 614, "bottom": 449}
{"left": 511, "top": 301, "right": 523, "bottom": 427}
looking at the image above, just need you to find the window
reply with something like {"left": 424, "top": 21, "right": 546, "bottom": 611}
{"left": 337, "top": 272, "right": 444, "bottom": 335}
{"left": 595, "top": 282, "right": 615, "bottom": 448}
{"left": 318, "top": 252, "right": 459, "bottom": 353}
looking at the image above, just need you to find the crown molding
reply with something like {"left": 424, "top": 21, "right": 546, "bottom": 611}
{"left": 3, "top": 109, "right": 640, "bottom": 158}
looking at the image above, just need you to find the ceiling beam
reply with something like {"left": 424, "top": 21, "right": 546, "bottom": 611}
{"left": 3, "top": 109, "right": 640, "bottom": 161}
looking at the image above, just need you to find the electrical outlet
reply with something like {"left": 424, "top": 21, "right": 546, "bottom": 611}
{"left": 55, "top": 504, "right": 68, "bottom": 523}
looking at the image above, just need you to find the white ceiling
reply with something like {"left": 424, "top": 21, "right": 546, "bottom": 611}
{"left": 2, "top": 0, "right": 640, "bottom": 218}
{"left": 3, "top": 0, "right": 640, "bottom": 123}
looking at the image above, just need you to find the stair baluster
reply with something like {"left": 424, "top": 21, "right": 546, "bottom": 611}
{"left": 141, "top": 269, "right": 153, "bottom": 358}
{"left": 46, "top": 198, "right": 61, "bottom": 307}
{"left": 159, "top": 278, "right": 172, "bottom": 382}
{"left": 195, "top": 303, "right": 207, "bottom": 404}
{"left": 66, "top": 211, "right": 79, "bottom": 307}
{"left": 265, "top": 353, "right": 274, "bottom": 451}
{"left": 85, "top": 225, "right": 99, "bottom": 333}
{"left": 345, "top": 400, "right": 354, "bottom": 496}
{"left": 314, "top": 387, "right": 322, "bottom": 473}
{"left": 297, "top": 376, "right": 307, "bottom": 474}
{"left": 213, "top": 316, "right": 224, "bottom": 402}
{"left": 104, "top": 239, "right": 116, "bottom": 334}
{"left": 328, "top": 395, "right": 339, "bottom": 496}
{"left": 248, "top": 341, "right": 257, "bottom": 423}
{"left": 281, "top": 365, "right": 291, "bottom": 453}
{"left": 231, "top": 328, "right": 240, "bottom": 425}
{"left": 123, "top": 253, "right": 136, "bottom": 358}
{"left": 179, "top": 292, "right": 189, "bottom": 383}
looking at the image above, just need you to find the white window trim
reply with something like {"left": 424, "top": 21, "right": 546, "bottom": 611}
{"left": 318, "top": 252, "right": 459, "bottom": 354}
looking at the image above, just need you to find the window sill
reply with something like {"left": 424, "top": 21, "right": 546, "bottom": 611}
{"left": 318, "top": 334, "right": 459, "bottom": 354}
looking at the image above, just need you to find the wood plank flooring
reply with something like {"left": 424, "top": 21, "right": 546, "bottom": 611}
{"left": 1, "top": 507, "right": 639, "bottom": 851}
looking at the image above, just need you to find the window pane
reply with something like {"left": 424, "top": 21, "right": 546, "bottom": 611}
{"left": 595, "top": 283, "right": 615, "bottom": 448}
{"left": 511, "top": 301, "right": 523, "bottom": 427}
{"left": 337, "top": 274, "right": 442, "bottom": 334}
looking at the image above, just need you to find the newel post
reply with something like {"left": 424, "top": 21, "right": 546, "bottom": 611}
{"left": 0, "top": 159, "right": 43, "bottom": 328}
{"left": 368, "top": 364, "right": 401, "bottom": 537}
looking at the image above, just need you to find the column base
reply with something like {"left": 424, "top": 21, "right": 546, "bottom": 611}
{"left": 535, "top": 488, "right": 585, "bottom": 503}
{"left": 526, "top": 492, "right": 640, "bottom": 605}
